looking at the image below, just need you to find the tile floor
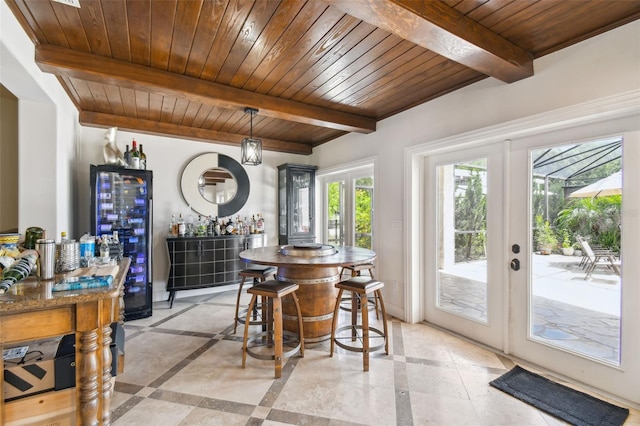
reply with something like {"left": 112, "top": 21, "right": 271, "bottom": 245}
{"left": 111, "top": 289, "right": 639, "bottom": 425}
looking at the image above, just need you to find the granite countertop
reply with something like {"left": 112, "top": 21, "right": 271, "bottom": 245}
{"left": 0, "top": 258, "right": 130, "bottom": 313}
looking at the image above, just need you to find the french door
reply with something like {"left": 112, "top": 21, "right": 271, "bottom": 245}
{"left": 425, "top": 136, "right": 640, "bottom": 403}
{"left": 424, "top": 143, "right": 506, "bottom": 350}
{"left": 320, "top": 166, "right": 374, "bottom": 249}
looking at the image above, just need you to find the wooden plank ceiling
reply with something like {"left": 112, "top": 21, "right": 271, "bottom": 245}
{"left": 7, "top": 0, "right": 640, "bottom": 155}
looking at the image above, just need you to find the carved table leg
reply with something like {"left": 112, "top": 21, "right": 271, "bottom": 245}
{"left": 102, "top": 323, "right": 114, "bottom": 425}
{"left": 78, "top": 329, "right": 100, "bottom": 426}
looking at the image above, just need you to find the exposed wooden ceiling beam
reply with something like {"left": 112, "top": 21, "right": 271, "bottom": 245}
{"left": 80, "top": 111, "right": 312, "bottom": 155}
{"left": 37, "top": 45, "right": 376, "bottom": 134}
{"left": 325, "top": 0, "right": 534, "bottom": 83}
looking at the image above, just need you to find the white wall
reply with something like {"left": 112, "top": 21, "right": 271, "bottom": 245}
{"left": 311, "top": 20, "right": 640, "bottom": 319}
{"left": 1, "top": 1, "right": 78, "bottom": 238}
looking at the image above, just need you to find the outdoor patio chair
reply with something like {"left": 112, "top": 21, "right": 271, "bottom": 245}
{"left": 577, "top": 237, "right": 620, "bottom": 279}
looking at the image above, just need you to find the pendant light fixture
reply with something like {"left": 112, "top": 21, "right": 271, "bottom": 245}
{"left": 241, "top": 107, "right": 262, "bottom": 166}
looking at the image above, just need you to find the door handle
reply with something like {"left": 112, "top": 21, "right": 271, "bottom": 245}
{"left": 510, "top": 258, "right": 520, "bottom": 271}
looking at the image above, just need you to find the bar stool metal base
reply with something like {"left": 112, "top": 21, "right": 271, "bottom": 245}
{"left": 330, "top": 277, "right": 389, "bottom": 371}
{"left": 242, "top": 280, "right": 304, "bottom": 378}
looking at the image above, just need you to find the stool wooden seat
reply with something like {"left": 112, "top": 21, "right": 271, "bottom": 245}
{"left": 330, "top": 277, "right": 389, "bottom": 371}
{"left": 233, "top": 265, "right": 277, "bottom": 333}
{"left": 242, "top": 280, "right": 304, "bottom": 378}
{"left": 340, "top": 263, "right": 375, "bottom": 279}
{"left": 338, "top": 263, "right": 380, "bottom": 319}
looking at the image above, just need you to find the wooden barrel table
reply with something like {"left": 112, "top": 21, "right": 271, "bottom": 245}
{"left": 238, "top": 245, "right": 376, "bottom": 342}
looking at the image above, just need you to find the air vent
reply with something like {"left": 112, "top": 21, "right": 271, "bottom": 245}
{"left": 52, "top": 0, "right": 80, "bottom": 8}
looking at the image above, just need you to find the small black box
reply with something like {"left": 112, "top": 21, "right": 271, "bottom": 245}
{"left": 54, "top": 322, "right": 125, "bottom": 391}
{"left": 54, "top": 334, "right": 76, "bottom": 391}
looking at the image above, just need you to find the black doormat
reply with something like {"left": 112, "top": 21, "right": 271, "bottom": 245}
{"left": 490, "top": 366, "right": 629, "bottom": 426}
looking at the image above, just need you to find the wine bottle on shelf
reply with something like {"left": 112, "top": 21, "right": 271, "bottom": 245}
{"left": 124, "top": 144, "right": 131, "bottom": 167}
{"left": 130, "top": 139, "right": 140, "bottom": 169}
{"left": 139, "top": 144, "right": 147, "bottom": 170}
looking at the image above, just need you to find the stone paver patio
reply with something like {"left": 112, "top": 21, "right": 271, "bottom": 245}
{"left": 439, "top": 253, "right": 621, "bottom": 364}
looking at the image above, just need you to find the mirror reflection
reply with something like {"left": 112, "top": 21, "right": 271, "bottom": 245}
{"left": 198, "top": 167, "right": 237, "bottom": 204}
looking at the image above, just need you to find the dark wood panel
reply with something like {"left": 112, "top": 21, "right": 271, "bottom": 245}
{"left": 167, "top": 0, "right": 203, "bottom": 74}
{"left": 241, "top": 5, "right": 347, "bottom": 92}
{"left": 276, "top": 22, "right": 383, "bottom": 100}
{"left": 104, "top": 84, "right": 125, "bottom": 117}
{"left": 183, "top": 0, "right": 226, "bottom": 77}
{"left": 24, "top": 0, "right": 68, "bottom": 47}
{"left": 296, "top": 30, "right": 408, "bottom": 103}
{"left": 68, "top": 77, "right": 96, "bottom": 111}
{"left": 101, "top": 0, "right": 131, "bottom": 61}
{"left": 76, "top": 0, "right": 111, "bottom": 57}
{"left": 215, "top": 0, "right": 280, "bottom": 85}
{"left": 200, "top": 0, "right": 254, "bottom": 81}
{"left": 230, "top": 1, "right": 329, "bottom": 88}
{"left": 150, "top": 0, "right": 177, "bottom": 70}
{"left": 148, "top": 93, "right": 163, "bottom": 122}
{"left": 51, "top": 1, "right": 90, "bottom": 51}
{"left": 267, "top": 18, "right": 376, "bottom": 98}
{"left": 126, "top": 0, "right": 152, "bottom": 66}
{"left": 160, "top": 97, "right": 177, "bottom": 123}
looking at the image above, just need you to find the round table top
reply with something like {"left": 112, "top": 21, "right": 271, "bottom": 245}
{"left": 239, "top": 245, "right": 376, "bottom": 268}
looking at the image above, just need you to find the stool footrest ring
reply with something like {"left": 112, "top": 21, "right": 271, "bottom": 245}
{"left": 333, "top": 324, "right": 386, "bottom": 353}
{"left": 245, "top": 329, "right": 302, "bottom": 361}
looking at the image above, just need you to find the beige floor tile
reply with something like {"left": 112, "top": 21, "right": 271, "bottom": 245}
{"left": 411, "top": 391, "right": 480, "bottom": 425}
{"left": 178, "top": 407, "right": 249, "bottom": 425}
{"left": 405, "top": 362, "right": 470, "bottom": 400}
{"left": 160, "top": 339, "right": 276, "bottom": 405}
{"left": 117, "top": 332, "right": 210, "bottom": 386}
{"left": 113, "top": 397, "right": 193, "bottom": 425}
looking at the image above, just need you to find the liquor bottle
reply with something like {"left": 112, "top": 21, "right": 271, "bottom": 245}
{"left": 130, "top": 139, "right": 140, "bottom": 169}
{"left": 214, "top": 217, "right": 221, "bottom": 236}
{"left": 178, "top": 214, "right": 186, "bottom": 237}
{"left": 207, "top": 216, "right": 214, "bottom": 236}
{"left": 250, "top": 215, "right": 256, "bottom": 234}
{"left": 139, "top": 144, "right": 147, "bottom": 170}
{"left": 100, "top": 236, "right": 110, "bottom": 260}
{"left": 170, "top": 214, "right": 177, "bottom": 236}
{"left": 124, "top": 144, "right": 131, "bottom": 167}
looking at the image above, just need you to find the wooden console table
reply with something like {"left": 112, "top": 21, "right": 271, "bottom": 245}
{"left": 0, "top": 258, "right": 130, "bottom": 426}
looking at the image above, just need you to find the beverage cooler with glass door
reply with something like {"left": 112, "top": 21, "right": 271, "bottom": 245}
{"left": 90, "top": 164, "right": 153, "bottom": 320}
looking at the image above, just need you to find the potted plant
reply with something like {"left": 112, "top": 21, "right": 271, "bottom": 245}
{"left": 560, "top": 229, "right": 574, "bottom": 256}
{"left": 535, "top": 216, "right": 557, "bottom": 255}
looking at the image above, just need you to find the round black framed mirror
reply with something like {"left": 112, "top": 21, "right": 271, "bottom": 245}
{"left": 180, "top": 153, "right": 250, "bottom": 217}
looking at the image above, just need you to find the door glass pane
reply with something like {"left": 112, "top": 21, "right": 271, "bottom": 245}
{"left": 327, "top": 180, "right": 344, "bottom": 245}
{"left": 436, "top": 159, "right": 488, "bottom": 323}
{"left": 355, "top": 177, "right": 373, "bottom": 249}
{"left": 530, "top": 138, "right": 622, "bottom": 365}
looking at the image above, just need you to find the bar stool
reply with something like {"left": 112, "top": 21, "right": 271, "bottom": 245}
{"left": 340, "top": 263, "right": 375, "bottom": 279}
{"left": 242, "top": 280, "right": 304, "bottom": 378}
{"left": 330, "top": 276, "right": 389, "bottom": 371}
{"left": 338, "top": 263, "right": 380, "bottom": 319}
{"left": 233, "top": 265, "right": 277, "bottom": 333}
